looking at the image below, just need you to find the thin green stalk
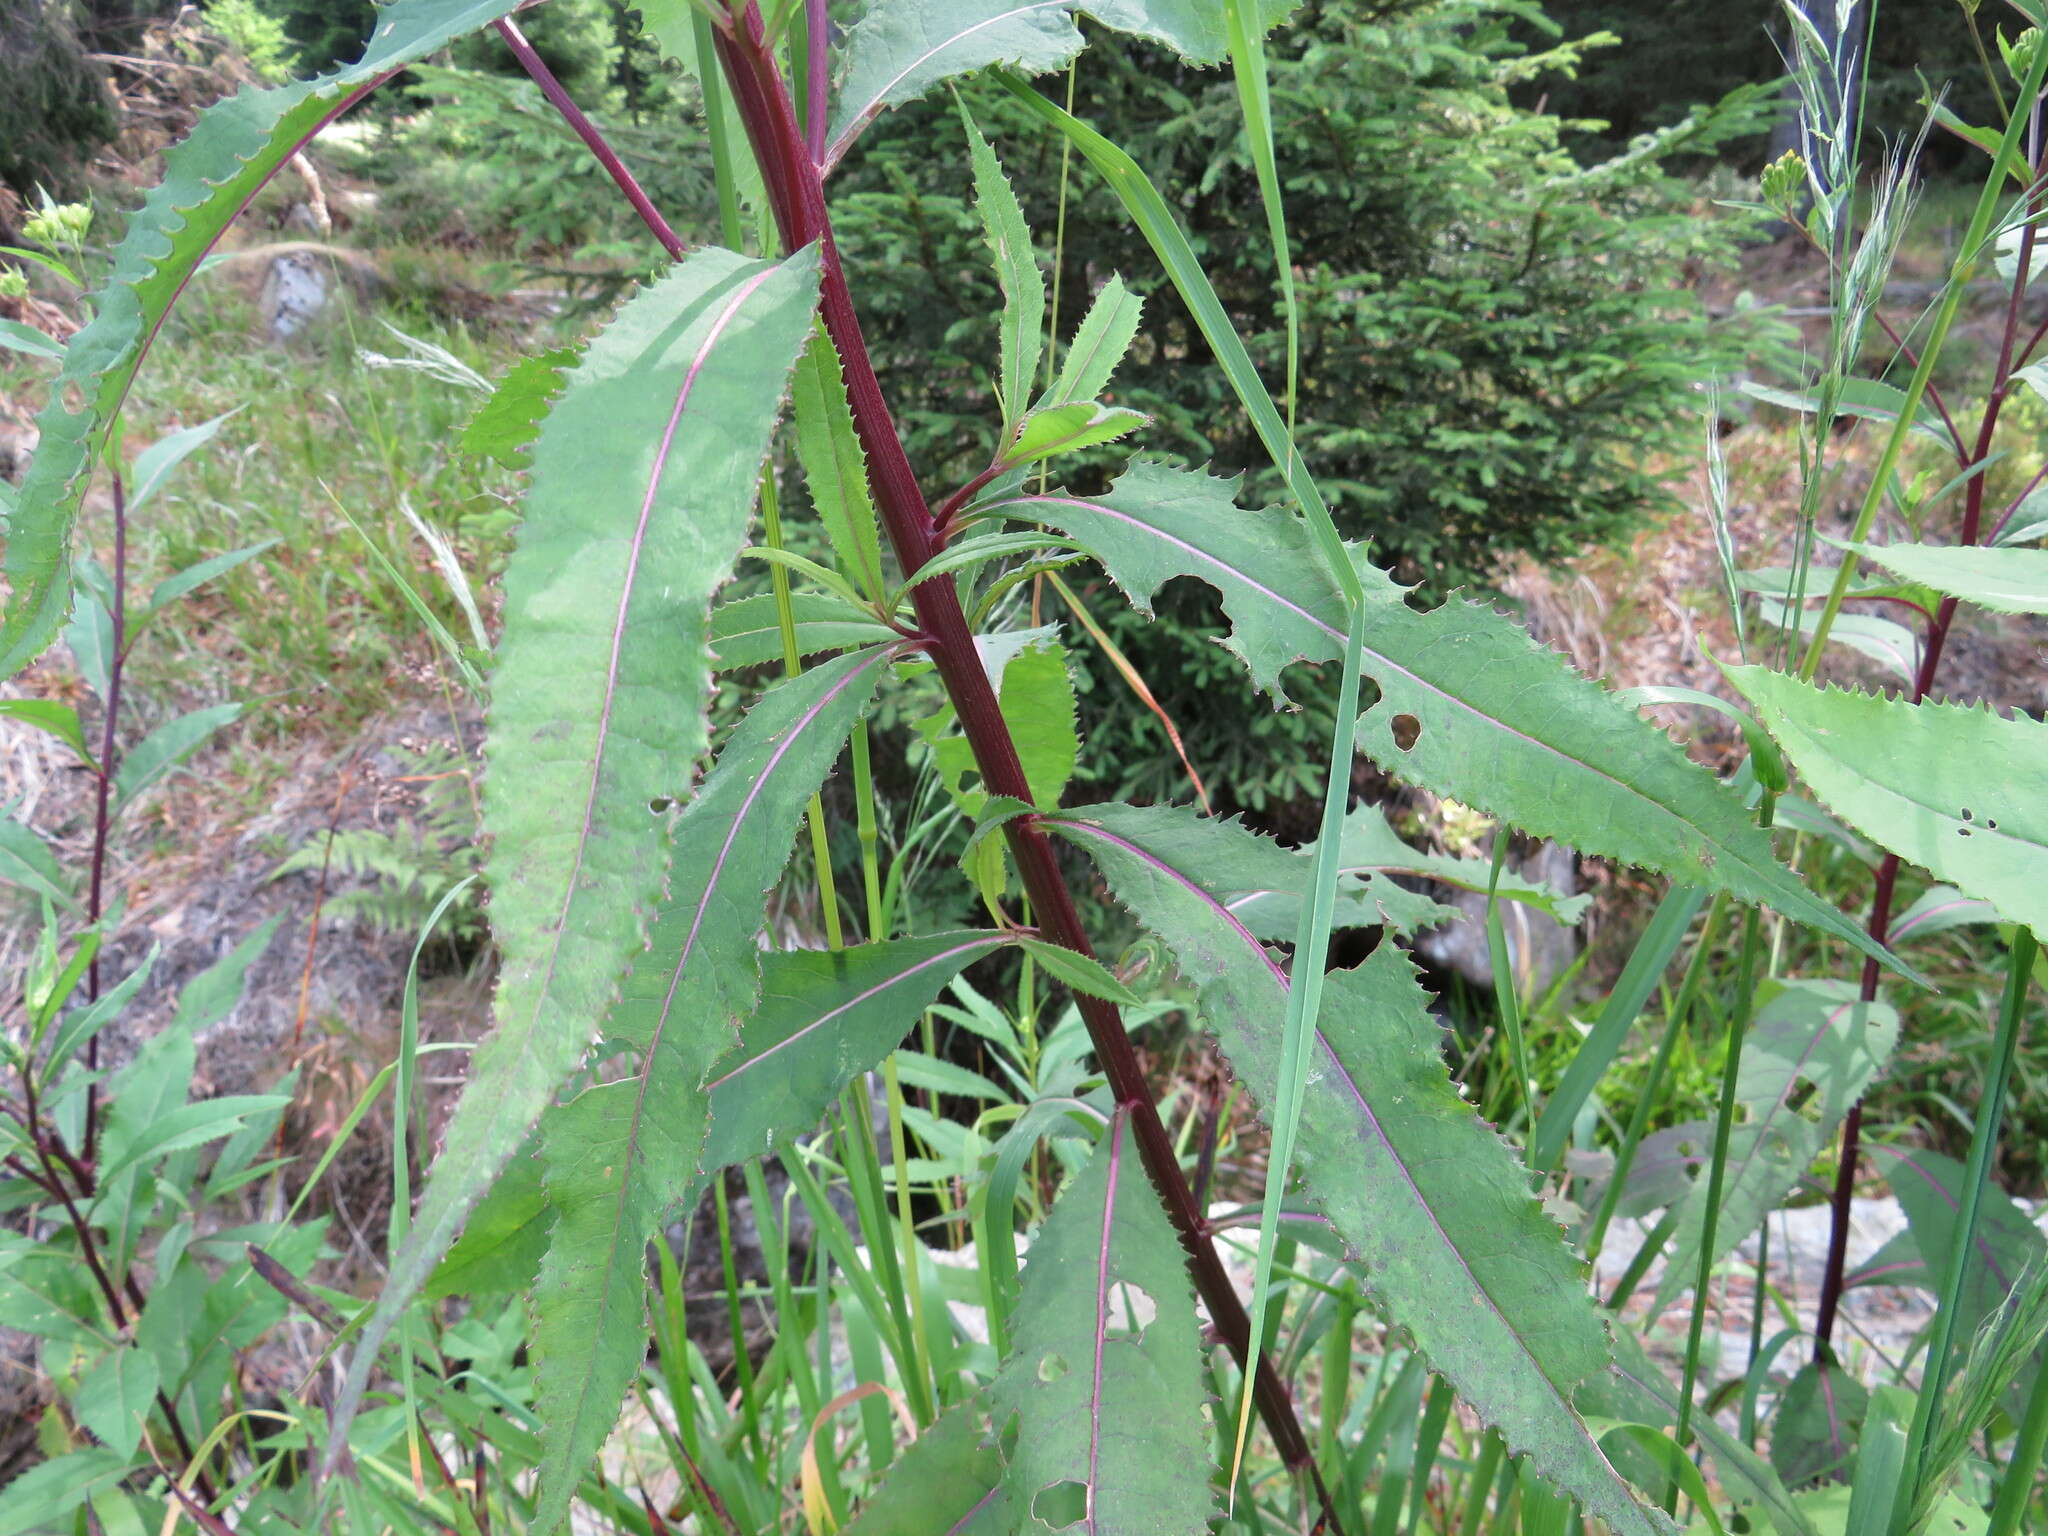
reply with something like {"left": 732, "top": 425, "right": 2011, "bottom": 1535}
{"left": 1457, "top": 1433, "right": 1506, "bottom": 1536}
{"left": 1316, "top": 1280, "right": 1356, "bottom": 1484}
{"left": 1215, "top": 5, "right": 1365, "bottom": 1493}
{"left": 711, "top": 1177, "right": 765, "bottom": 1465}
{"left": 1225, "top": 0, "right": 1299, "bottom": 441}
{"left": 757, "top": 467, "right": 845, "bottom": 950}
{"left": 1894, "top": 925, "right": 2040, "bottom": 1533}
{"left": 850, "top": 722, "right": 883, "bottom": 935}
{"left": 1586, "top": 894, "right": 1729, "bottom": 1264}
{"left": 692, "top": 9, "right": 745, "bottom": 251}
{"left": 881, "top": 1055, "right": 937, "bottom": 1421}
{"left": 1799, "top": 39, "right": 2048, "bottom": 678}
{"left": 1674, "top": 888, "right": 1770, "bottom": 1460}
{"left": 1485, "top": 835, "right": 1535, "bottom": 1132}
{"left": 1605, "top": 1207, "right": 1681, "bottom": 1312}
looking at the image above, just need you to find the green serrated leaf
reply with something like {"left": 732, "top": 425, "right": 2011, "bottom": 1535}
{"left": 960, "top": 102, "right": 1045, "bottom": 427}
{"left": 1044, "top": 276, "right": 1143, "bottom": 408}
{"left": 73, "top": 1347, "right": 161, "bottom": 1460}
{"left": 1051, "top": 803, "right": 1670, "bottom": 1536}
{"left": 791, "top": 328, "right": 889, "bottom": 605}
{"left": 1724, "top": 666, "right": 2048, "bottom": 935}
{"left": 701, "top": 931, "right": 1010, "bottom": 1170}
{"left": 843, "top": 1397, "right": 1008, "bottom": 1536}
{"left": 1849, "top": 541, "right": 2048, "bottom": 615}
{"left": 1001, "top": 640, "right": 1078, "bottom": 810}
{"left": 709, "top": 591, "right": 896, "bottom": 671}
{"left": 426, "top": 1146, "right": 547, "bottom": 1302}
{"left": 996, "top": 462, "right": 1901, "bottom": 977}
{"left": 917, "top": 638, "right": 1077, "bottom": 815}
{"left": 2, "top": 0, "right": 544, "bottom": 678}
{"left": 999, "top": 401, "right": 1146, "bottom": 470}
{"left": 1653, "top": 981, "right": 1898, "bottom": 1311}
{"left": 992, "top": 1110, "right": 1216, "bottom": 1536}
{"left": 335, "top": 244, "right": 824, "bottom": 1470}
{"left": 828, "top": 3, "right": 1085, "bottom": 169}
{"left": 525, "top": 645, "right": 888, "bottom": 1533}
{"left": 1016, "top": 936, "right": 1141, "bottom": 1004}
{"left": 460, "top": 346, "right": 577, "bottom": 469}
{"left": 1058, "top": 801, "right": 1453, "bottom": 942}
{"left": 1889, "top": 885, "right": 2000, "bottom": 944}
{"left": 1328, "top": 804, "right": 1590, "bottom": 925}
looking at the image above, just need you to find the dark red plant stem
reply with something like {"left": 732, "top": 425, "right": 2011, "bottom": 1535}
{"left": 1988, "top": 460, "right": 2048, "bottom": 543}
{"left": 932, "top": 462, "right": 1008, "bottom": 536}
{"left": 1814, "top": 118, "right": 2043, "bottom": 1359}
{"left": 494, "top": 19, "right": 687, "bottom": 260}
{"left": 709, "top": 9, "right": 1339, "bottom": 1522}
{"left": 1869, "top": 311, "right": 1968, "bottom": 464}
{"left": 82, "top": 469, "right": 129, "bottom": 1159}
{"left": 803, "top": 0, "right": 828, "bottom": 165}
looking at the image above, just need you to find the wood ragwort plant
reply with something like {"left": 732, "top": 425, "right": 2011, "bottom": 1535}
{"left": 3, "top": 1, "right": 2045, "bottom": 1533}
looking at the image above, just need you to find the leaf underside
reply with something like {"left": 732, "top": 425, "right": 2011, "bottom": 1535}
{"left": 527, "top": 643, "right": 890, "bottom": 1531}
{"left": 992, "top": 1111, "right": 1216, "bottom": 1536}
{"left": 334, "top": 244, "right": 823, "bottom": 1471}
{"left": 824, "top": 0, "right": 1298, "bottom": 166}
{"left": 1000, "top": 460, "right": 1901, "bottom": 977}
{"left": 700, "top": 930, "right": 1011, "bottom": 1170}
{"left": 1726, "top": 665, "right": 2048, "bottom": 935}
{"left": 1052, "top": 803, "right": 1670, "bottom": 1536}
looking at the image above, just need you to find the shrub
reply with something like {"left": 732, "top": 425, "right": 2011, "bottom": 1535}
{"left": 835, "top": 0, "right": 1783, "bottom": 811}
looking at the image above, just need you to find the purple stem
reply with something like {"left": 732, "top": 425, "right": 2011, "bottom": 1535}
{"left": 707, "top": 11, "right": 1340, "bottom": 1526}
{"left": 1814, "top": 98, "right": 2045, "bottom": 1359}
{"left": 805, "top": 0, "right": 829, "bottom": 165}
{"left": 494, "top": 19, "right": 687, "bottom": 260}
{"left": 83, "top": 469, "right": 128, "bottom": 1160}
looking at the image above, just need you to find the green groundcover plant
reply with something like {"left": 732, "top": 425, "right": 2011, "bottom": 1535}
{"left": 2, "top": 3, "right": 2047, "bottom": 1535}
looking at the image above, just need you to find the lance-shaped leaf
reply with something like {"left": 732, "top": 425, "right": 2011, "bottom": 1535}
{"left": 1058, "top": 801, "right": 1452, "bottom": 941}
{"left": 332, "top": 245, "right": 823, "bottom": 1465}
{"left": 709, "top": 592, "right": 896, "bottom": 671}
{"left": 1043, "top": 276, "right": 1143, "bottom": 409}
{"left": 1726, "top": 665, "right": 2048, "bottom": 934}
{"left": 701, "top": 930, "right": 1011, "bottom": 1170}
{"left": 2, "top": 0, "right": 538, "bottom": 676}
{"left": 527, "top": 644, "right": 891, "bottom": 1533}
{"left": 1048, "top": 802, "right": 1671, "bottom": 1536}
{"left": 1652, "top": 981, "right": 1899, "bottom": 1311}
{"left": 843, "top": 1397, "right": 1008, "bottom": 1536}
{"left": 824, "top": 0, "right": 1298, "bottom": 170}
{"left": 791, "top": 329, "right": 888, "bottom": 604}
{"left": 962, "top": 102, "right": 1044, "bottom": 427}
{"left": 997, "top": 461, "right": 1905, "bottom": 978}
{"left": 991, "top": 1110, "right": 1215, "bottom": 1536}
{"left": 1847, "top": 541, "right": 2048, "bottom": 615}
